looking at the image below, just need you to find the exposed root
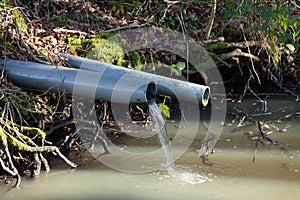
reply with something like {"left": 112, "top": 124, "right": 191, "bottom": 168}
{"left": 0, "top": 151, "right": 20, "bottom": 187}
{"left": 0, "top": 74, "right": 78, "bottom": 186}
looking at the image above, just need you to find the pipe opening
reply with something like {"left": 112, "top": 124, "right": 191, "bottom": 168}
{"left": 202, "top": 87, "right": 210, "bottom": 107}
{"left": 146, "top": 81, "right": 157, "bottom": 103}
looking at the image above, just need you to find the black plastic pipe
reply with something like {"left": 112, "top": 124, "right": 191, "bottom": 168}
{"left": 59, "top": 54, "right": 210, "bottom": 106}
{"left": 0, "top": 59, "right": 156, "bottom": 104}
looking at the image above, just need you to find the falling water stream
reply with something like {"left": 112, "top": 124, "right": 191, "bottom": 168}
{"left": 148, "top": 101, "right": 174, "bottom": 171}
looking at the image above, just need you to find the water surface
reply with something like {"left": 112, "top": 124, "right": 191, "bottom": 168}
{"left": 1, "top": 96, "right": 300, "bottom": 200}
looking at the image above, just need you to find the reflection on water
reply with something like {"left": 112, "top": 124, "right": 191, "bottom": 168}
{"left": 1, "top": 96, "right": 300, "bottom": 200}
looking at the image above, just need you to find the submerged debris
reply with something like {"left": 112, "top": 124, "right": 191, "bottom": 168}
{"left": 250, "top": 121, "right": 279, "bottom": 162}
{"left": 227, "top": 97, "right": 298, "bottom": 162}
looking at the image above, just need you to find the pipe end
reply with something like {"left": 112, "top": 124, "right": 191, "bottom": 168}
{"left": 201, "top": 87, "right": 210, "bottom": 107}
{"left": 146, "top": 81, "right": 157, "bottom": 103}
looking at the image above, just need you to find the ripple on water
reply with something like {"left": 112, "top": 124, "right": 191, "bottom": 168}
{"left": 174, "top": 171, "right": 209, "bottom": 185}
{"left": 153, "top": 165, "right": 213, "bottom": 185}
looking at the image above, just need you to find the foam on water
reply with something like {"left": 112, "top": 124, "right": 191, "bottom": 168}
{"left": 152, "top": 165, "right": 211, "bottom": 185}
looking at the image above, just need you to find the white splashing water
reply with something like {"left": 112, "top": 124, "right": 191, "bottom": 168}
{"left": 148, "top": 101, "right": 174, "bottom": 171}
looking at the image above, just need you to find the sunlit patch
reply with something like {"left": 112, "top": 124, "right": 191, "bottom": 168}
{"left": 175, "top": 171, "right": 209, "bottom": 185}
{"left": 153, "top": 165, "right": 213, "bottom": 185}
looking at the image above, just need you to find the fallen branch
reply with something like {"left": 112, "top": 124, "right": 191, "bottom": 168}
{"left": 53, "top": 28, "right": 89, "bottom": 36}
{"left": 219, "top": 48, "right": 260, "bottom": 61}
{"left": 201, "top": 37, "right": 225, "bottom": 44}
{"left": 205, "top": 40, "right": 261, "bottom": 51}
{"left": 100, "top": 23, "right": 147, "bottom": 33}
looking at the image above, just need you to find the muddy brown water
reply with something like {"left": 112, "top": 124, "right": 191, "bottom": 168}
{"left": 1, "top": 96, "right": 300, "bottom": 200}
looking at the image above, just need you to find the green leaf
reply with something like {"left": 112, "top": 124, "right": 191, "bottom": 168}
{"left": 268, "top": 30, "right": 277, "bottom": 37}
{"left": 286, "top": 33, "right": 293, "bottom": 40}
{"left": 275, "top": 54, "right": 280, "bottom": 63}
{"left": 281, "top": 14, "right": 287, "bottom": 21}
{"left": 295, "top": 29, "right": 300, "bottom": 37}
{"left": 243, "top": 4, "right": 252, "bottom": 12}
{"left": 293, "top": 21, "right": 298, "bottom": 28}
{"left": 270, "top": 39, "right": 277, "bottom": 53}
{"left": 171, "top": 62, "right": 185, "bottom": 76}
{"left": 283, "top": 22, "right": 288, "bottom": 31}
{"left": 42, "top": 49, "right": 48, "bottom": 55}
{"left": 262, "top": 22, "right": 269, "bottom": 30}
{"left": 245, "top": 24, "right": 252, "bottom": 33}
{"left": 254, "top": 24, "right": 259, "bottom": 32}
{"left": 158, "top": 103, "right": 170, "bottom": 118}
{"left": 223, "top": 10, "right": 232, "bottom": 20}
{"left": 280, "top": 34, "right": 287, "bottom": 43}
{"left": 234, "top": 10, "right": 241, "bottom": 19}
{"left": 242, "top": 16, "right": 248, "bottom": 22}
{"left": 176, "top": 62, "right": 185, "bottom": 71}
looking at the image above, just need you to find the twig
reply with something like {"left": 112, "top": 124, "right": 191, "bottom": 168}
{"left": 266, "top": 69, "right": 300, "bottom": 101}
{"left": 100, "top": 23, "right": 147, "bottom": 33}
{"left": 291, "top": 0, "right": 300, "bottom": 9}
{"left": 215, "top": 56, "right": 231, "bottom": 67}
{"left": 205, "top": 0, "right": 217, "bottom": 39}
{"left": 252, "top": 121, "right": 279, "bottom": 162}
{"left": 241, "top": 25, "right": 261, "bottom": 85}
{"left": 157, "top": 1, "right": 180, "bottom": 26}
{"left": 54, "top": 149, "right": 78, "bottom": 168}
{"left": 177, "top": 12, "right": 189, "bottom": 81}
{"left": 53, "top": 28, "right": 89, "bottom": 36}
{"left": 23, "top": 42, "right": 52, "bottom": 65}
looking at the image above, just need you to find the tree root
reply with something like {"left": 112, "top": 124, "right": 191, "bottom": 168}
{"left": 0, "top": 153, "right": 21, "bottom": 187}
{"left": 0, "top": 124, "right": 78, "bottom": 187}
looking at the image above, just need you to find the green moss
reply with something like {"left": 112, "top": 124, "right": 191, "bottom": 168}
{"left": 107, "top": 0, "right": 142, "bottom": 16}
{"left": 21, "top": 126, "right": 47, "bottom": 141}
{"left": 6, "top": 130, "right": 56, "bottom": 152}
{"left": 131, "top": 50, "right": 142, "bottom": 70}
{"left": 12, "top": 9, "right": 28, "bottom": 33}
{"left": 96, "top": 32, "right": 116, "bottom": 39}
{"left": 66, "top": 35, "right": 91, "bottom": 56}
{"left": 55, "top": 15, "right": 68, "bottom": 27}
{"left": 66, "top": 33, "right": 125, "bottom": 66}
{"left": 204, "top": 42, "right": 229, "bottom": 51}
{"left": 221, "top": 28, "right": 241, "bottom": 42}
{"left": 0, "top": 31, "right": 15, "bottom": 50}
{"left": 67, "top": 35, "right": 83, "bottom": 52}
{"left": 88, "top": 37, "right": 125, "bottom": 66}
{"left": 0, "top": 127, "right": 8, "bottom": 148}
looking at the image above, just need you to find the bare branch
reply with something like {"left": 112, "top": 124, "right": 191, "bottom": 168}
{"left": 205, "top": 0, "right": 217, "bottom": 39}
{"left": 219, "top": 48, "right": 260, "bottom": 61}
